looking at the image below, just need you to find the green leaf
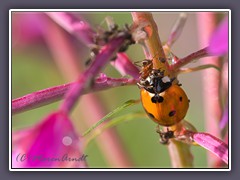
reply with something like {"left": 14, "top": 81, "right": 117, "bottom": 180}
{"left": 82, "top": 99, "right": 140, "bottom": 136}
{"left": 84, "top": 111, "right": 146, "bottom": 147}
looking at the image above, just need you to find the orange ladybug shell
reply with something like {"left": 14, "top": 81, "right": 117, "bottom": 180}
{"left": 140, "top": 85, "right": 189, "bottom": 126}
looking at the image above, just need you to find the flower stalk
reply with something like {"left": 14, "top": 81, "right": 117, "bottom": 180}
{"left": 169, "top": 47, "right": 209, "bottom": 72}
{"left": 168, "top": 140, "right": 193, "bottom": 167}
{"left": 12, "top": 77, "right": 136, "bottom": 115}
{"left": 131, "top": 12, "right": 169, "bottom": 74}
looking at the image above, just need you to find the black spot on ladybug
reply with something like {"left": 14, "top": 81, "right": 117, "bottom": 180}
{"left": 179, "top": 97, "right": 183, "bottom": 102}
{"left": 151, "top": 95, "right": 164, "bottom": 103}
{"left": 147, "top": 112, "right": 155, "bottom": 119}
{"left": 151, "top": 97, "right": 157, "bottom": 103}
{"left": 158, "top": 96, "right": 164, "bottom": 103}
{"left": 169, "top": 110, "right": 176, "bottom": 117}
{"left": 188, "top": 99, "right": 190, "bottom": 103}
{"left": 178, "top": 83, "right": 182, "bottom": 86}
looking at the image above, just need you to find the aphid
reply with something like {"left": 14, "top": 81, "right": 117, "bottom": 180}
{"left": 86, "top": 23, "right": 135, "bottom": 65}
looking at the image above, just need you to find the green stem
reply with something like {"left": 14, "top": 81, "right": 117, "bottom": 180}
{"left": 84, "top": 112, "right": 146, "bottom": 148}
{"left": 177, "top": 64, "right": 220, "bottom": 74}
{"left": 168, "top": 140, "right": 193, "bottom": 167}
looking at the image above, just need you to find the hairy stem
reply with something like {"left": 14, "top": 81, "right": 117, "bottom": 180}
{"left": 12, "top": 77, "right": 136, "bottom": 115}
{"left": 131, "top": 12, "right": 193, "bottom": 168}
{"left": 131, "top": 12, "right": 170, "bottom": 75}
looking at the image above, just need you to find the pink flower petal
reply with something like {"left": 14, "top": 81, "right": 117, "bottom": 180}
{"left": 12, "top": 111, "right": 86, "bottom": 168}
{"left": 193, "top": 132, "right": 228, "bottom": 164}
{"left": 208, "top": 17, "right": 229, "bottom": 56}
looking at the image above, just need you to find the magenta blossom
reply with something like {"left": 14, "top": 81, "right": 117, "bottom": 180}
{"left": 12, "top": 13, "right": 46, "bottom": 47}
{"left": 12, "top": 111, "right": 86, "bottom": 168}
{"left": 208, "top": 16, "right": 229, "bottom": 56}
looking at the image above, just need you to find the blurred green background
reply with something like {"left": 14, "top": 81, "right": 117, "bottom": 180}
{"left": 12, "top": 12, "right": 210, "bottom": 168}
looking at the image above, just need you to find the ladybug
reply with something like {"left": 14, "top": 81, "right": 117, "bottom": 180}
{"left": 139, "top": 66, "right": 189, "bottom": 127}
{"left": 140, "top": 84, "right": 189, "bottom": 126}
{"left": 138, "top": 59, "right": 190, "bottom": 143}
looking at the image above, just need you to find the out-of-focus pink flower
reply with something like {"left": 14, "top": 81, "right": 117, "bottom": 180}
{"left": 12, "top": 111, "right": 86, "bottom": 168}
{"left": 12, "top": 13, "right": 46, "bottom": 47}
{"left": 208, "top": 17, "right": 229, "bottom": 56}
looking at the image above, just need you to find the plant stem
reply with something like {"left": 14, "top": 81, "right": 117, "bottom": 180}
{"left": 168, "top": 140, "right": 193, "bottom": 167}
{"left": 131, "top": 12, "right": 193, "bottom": 168}
{"left": 177, "top": 64, "right": 220, "bottom": 74}
{"left": 131, "top": 12, "right": 170, "bottom": 75}
{"left": 12, "top": 77, "right": 136, "bottom": 115}
{"left": 169, "top": 47, "right": 209, "bottom": 71}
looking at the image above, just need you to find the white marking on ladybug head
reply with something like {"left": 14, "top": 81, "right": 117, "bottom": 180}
{"left": 162, "top": 76, "right": 171, "bottom": 83}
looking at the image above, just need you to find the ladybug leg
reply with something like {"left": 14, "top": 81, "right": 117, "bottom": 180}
{"left": 137, "top": 82, "right": 146, "bottom": 89}
{"left": 156, "top": 126, "right": 175, "bottom": 145}
{"left": 156, "top": 124, "right": 161, "bottom": 133}
{"left": 156, "top": 125, "right": 169, "bottom": 144}
{"left": 159, "top": 134, "right": 170, "bottom": 145}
